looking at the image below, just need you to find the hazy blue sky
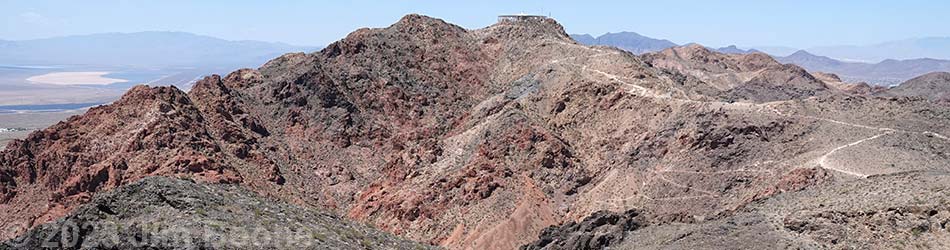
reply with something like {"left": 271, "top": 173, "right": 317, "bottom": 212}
{"left": 2, "top": 0, "right": 949, "bottom": 48}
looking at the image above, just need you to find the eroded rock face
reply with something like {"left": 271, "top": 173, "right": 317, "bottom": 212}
{"left": 0, "top": 169, "right": 14, "bottom": 203}
{"left": 2, "top": 14, "right": 950, "bottom": 250}
{"left": 521, "top": 209, "right": 643, "bottom": 250}
{"left": 0, "top": 85, "right": 243, "bottom": 238}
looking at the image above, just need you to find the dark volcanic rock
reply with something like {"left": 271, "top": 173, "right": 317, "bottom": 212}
{"left": 0, "top": 169, "right": 14, "bottom": 203}
{"left": 521, "top": 209, "right": 643, "bottom": 250}
{"left": 1, "top": 177, "right": 434, "bottom": 249}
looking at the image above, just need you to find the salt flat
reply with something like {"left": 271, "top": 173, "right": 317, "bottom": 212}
{"left": 26, "top": 71, "right": 128, "bottom": 85}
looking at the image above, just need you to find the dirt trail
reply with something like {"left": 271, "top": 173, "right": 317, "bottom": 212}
{"left": 546, "top": 43, "right": 782, "bottom": 202}
{"left": 547, "top": 40, "right": 945, "bottom": 196}
{"left": 816, "top": 131, "right": 894, "bottom": 178}
{"left": 763, "top": 104, "right": 950, "bottom": 178}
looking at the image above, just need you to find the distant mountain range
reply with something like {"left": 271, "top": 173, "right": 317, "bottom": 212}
{"left": 569, "top": 32, "right": 768, "bottom": 56}
{"left": 776, "top": 50, "right": 950, "bottom": 86}
{"left": 713, "top": 45, "right": 760, "bottom": 54}
{"left": 570, "top": 32, "right": 676, "bottom": 54}
{"left": 571, "top": 32, "right": 950, "bottom": 63}
{"left": 807, "top": 37, "right": 950, "bottom": 62}
{"left": 0, "top": 31, "right": 320, "bottom": 68}
{"left": 571, "top": 31, "right": 950, "bottom": 85}
{"left": 749, "top": 46, "right": 800, "bottom": 57}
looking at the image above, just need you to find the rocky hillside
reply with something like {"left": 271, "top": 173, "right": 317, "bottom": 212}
{"left": 521, "top": 209, "right": 643, "bottom": 250}
{"left": 1, "top": 14, "right": 949, "bottom": 249}
{"left": 640, "top": 44, "right": 836, "bottom": 102}
{"left": 880, "top": 72, "right": 950, "bottom": 102}
{"left": 2, "top": 177, "right": 433, "bottom": 249}
{"left": 530, "top": 170, "right": 950, "bottom": 249}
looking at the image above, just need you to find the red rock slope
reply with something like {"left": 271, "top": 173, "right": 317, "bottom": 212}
{"left": 3, "top": 15, "right": 950, "bottom": 250}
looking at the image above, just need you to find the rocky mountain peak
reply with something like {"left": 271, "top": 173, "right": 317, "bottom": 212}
{"left": 390, "top": 14, "right": 468, "bottom": 39}
{"left": 789, "top": 49, "right": 817, "bottom": 57}
{"left": 673, "top": 43, "right": 713, "bottom": 56}
{"left": 113, "top": 85, "right": 191, "bottom": 108}
{"left": 783, "top": 50, "right": 840, "bottom": 64}
{"left": 482, "top": 15, "right": 570, "bottom": 43}
{"left": 0, "top": 80, "right": 250, "bottom": 238}
{"left": 3, "top": 14, "right": 950, "bottom": 250}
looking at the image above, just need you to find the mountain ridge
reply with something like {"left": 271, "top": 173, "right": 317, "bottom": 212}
{"left": 777, "top": 49, "right": 950, "bottom": 85}
{"left": 569, "top": 32, "right": 677, "bottom": 54}
{"left": 714, "top": 45, "right": 761, "bottom": 54}
{"left": 570, "top": 30, "right": 950, "bottom": 86}
{"left": 1, "top": 14, "right": 950, "bottom": 250}
{"left": 808, "top": 36, "right": 950, "bottom": 62}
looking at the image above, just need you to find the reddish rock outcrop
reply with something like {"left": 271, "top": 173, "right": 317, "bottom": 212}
{"left": 2, "top": 14, "right": 949, "bottom": 250}
{"left": 0, "top": 85, "right": 242, "bottom": 237}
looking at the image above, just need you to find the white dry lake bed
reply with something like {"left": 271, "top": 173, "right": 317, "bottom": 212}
{"left": 26, "top": 71, "right": 129, "bottom": 85}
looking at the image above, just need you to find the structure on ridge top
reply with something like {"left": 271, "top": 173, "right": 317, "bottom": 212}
{"left": 497, "top": 13, "right": 548, "bottom": 22}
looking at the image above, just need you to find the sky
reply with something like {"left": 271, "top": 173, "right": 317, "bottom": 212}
{"left": 2, "top": 0, "right": 949, "bottom": 48}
